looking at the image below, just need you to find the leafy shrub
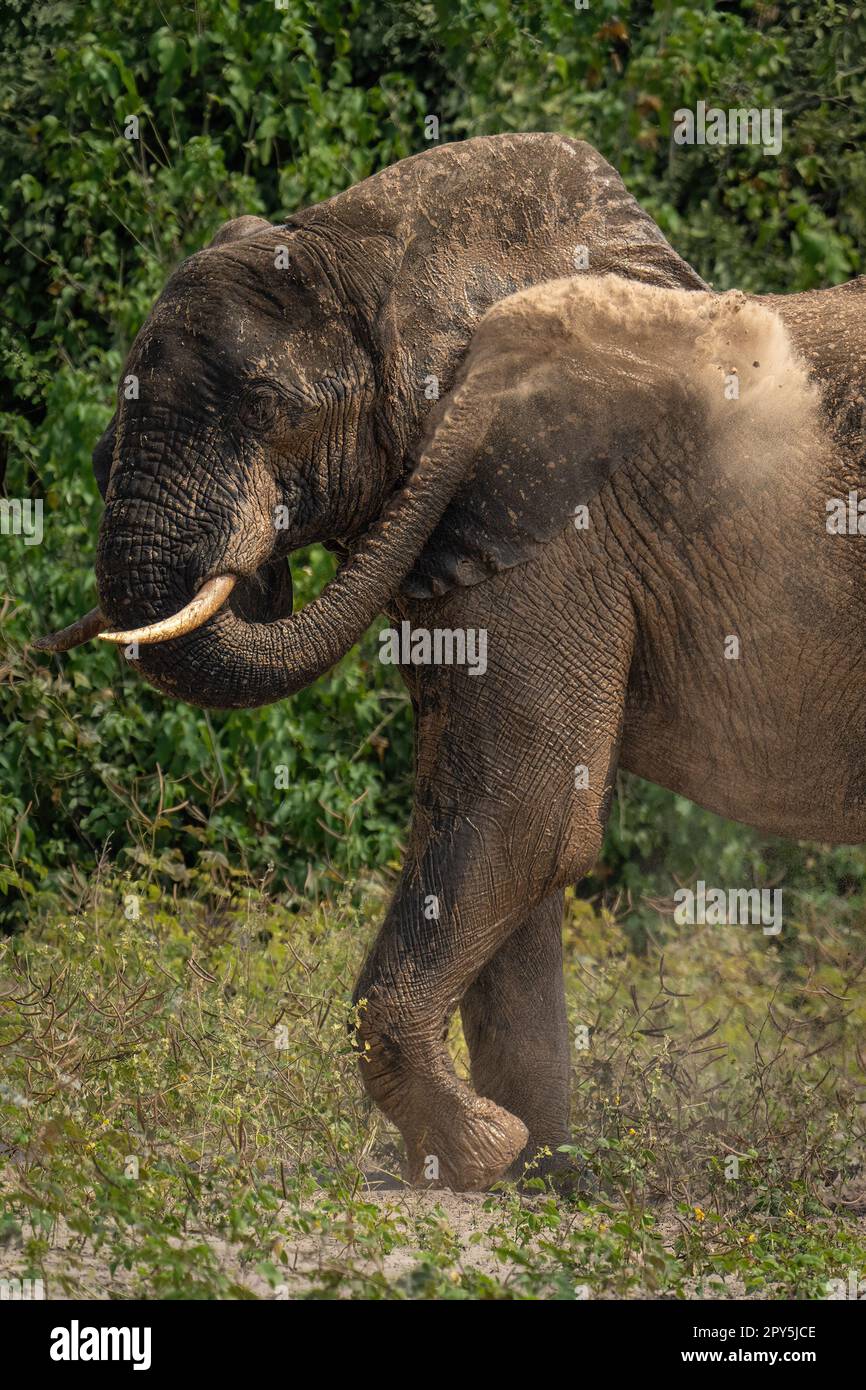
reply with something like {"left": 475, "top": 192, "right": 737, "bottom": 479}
{"left": 2, "top": 1, "right": 866, "bottom": 924}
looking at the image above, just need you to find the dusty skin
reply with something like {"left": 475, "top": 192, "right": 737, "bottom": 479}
{"left": 36, "top": 132, "right": 866, "bottom": 1191}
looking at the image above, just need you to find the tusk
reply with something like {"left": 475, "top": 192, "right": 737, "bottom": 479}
{"left": 98, "top": 575, "right": 237, "bottom": 646}
{"left": 33, "top": 606, "right": 108, "bottom": 652}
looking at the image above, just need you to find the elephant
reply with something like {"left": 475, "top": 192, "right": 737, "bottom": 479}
{"left": 35, "top": 132, "right": 866, "bottom": 1191}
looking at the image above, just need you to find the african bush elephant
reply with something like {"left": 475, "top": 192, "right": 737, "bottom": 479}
{"left": 37, "top": 133, "right": 866, "bottom": 1190}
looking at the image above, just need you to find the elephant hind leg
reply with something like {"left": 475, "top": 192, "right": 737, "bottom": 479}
{"left": 460, "top": 891, "right": 571, "bottom": 1179}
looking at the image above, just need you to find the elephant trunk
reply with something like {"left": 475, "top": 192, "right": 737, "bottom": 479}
{"left": 90, "top": 388, "right": 473, "bottom": 710}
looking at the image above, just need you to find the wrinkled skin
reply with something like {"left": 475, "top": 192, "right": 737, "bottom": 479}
{"left": 43, "top": 134, "right": 866, "bottom": 1189}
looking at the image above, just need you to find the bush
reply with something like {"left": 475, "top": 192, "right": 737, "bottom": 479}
{"left": 3, "top": 0, "right": 866, "bottom": 925}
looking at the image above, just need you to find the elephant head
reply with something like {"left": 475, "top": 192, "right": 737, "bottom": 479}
{"left": 36, "top": 134, "right": 706, "bottom": 708}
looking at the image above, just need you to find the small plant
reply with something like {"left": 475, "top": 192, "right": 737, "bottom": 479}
{"left": 1, "top": 871, "right": 864, "bottom": 1299}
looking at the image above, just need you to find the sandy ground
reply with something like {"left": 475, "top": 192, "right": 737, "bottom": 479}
{"left": 0, "top": 1185, "right": 513, "bottom": 1300}
{"left": 5, "top": 1161, "right": 864, "bottom": 1299}
{"left": 0, "top": 1178, "right": 764, "bottom": 1300}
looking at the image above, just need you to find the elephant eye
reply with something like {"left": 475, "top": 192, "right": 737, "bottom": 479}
{"left": 236, "top": 386, "right": 281, "bottom": 432}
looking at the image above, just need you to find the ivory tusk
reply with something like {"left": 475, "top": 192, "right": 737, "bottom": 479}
{"left": 98, "top": 575, "right": 237, "bottom": 646}
{"left": 33, "top": 606, "right": 108, "bottom": 652}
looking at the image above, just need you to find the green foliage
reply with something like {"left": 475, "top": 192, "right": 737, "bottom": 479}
{"left": 2, "top": 1, "right": 866, "bottom": 923}
{"left": 363, "top": 0, "right": 866, "bottom": 290}
{"left": 0, "top": 549, "right": 414, "bottom": 923}
{"left": 591, "top": 772, "right": 866, "bottom": 951}
{"left": 0, "top": 0, "right": 420, "bottom": 922}
{"left": 1, "top": 878, "right": 863, "bottom": 1297}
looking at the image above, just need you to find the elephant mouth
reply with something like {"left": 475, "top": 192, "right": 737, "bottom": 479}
{"left": 227, "top": 554, "right": 294, "bottom": 625}
{"left": 34, "top": 554, "right": 294, "bottom": 653}
{"left": 35, "top": 380, "right": 477, "bottom": 706}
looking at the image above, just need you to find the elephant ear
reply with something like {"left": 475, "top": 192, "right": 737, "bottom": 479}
{"left": 401, "top": 274, "right": 730, "bottom": 599}
{"left": 92, "top": 414, "right": 117, "bottom": 501}
{"left": 400, "top": 275, "right": 667, "bottom": 598}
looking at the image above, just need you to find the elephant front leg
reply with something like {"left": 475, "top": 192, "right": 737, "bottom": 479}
{"left": 352, "top": 825, "right": 536, "bottom": 1191}
{"left": 460, "top": 892, "right": 571, "bottom": 1179}
{"left": 353, "top": 559, "right": 633, "bottom": 1189}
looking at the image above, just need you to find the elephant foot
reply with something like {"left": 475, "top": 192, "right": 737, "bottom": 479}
{"left": 511, "top": 1142, "right": 598, "bottom": 1197}
{"left": 404, "top": 1092, "right": 528, "bottom": 1192}
{"left": 354, "top": 990, "right": 529, "bottom": 1191}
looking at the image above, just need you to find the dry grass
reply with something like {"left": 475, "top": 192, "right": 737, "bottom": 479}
{"left": 1, "top": 870, "right": 865, "bottom": 1298}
